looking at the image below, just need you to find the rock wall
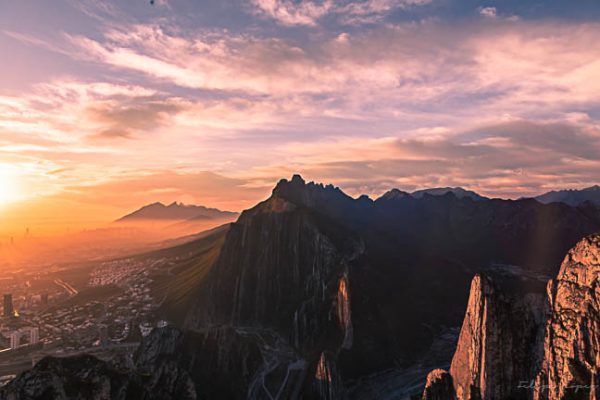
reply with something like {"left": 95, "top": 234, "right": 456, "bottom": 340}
{"left": 422, "top": 233, "right": 600, "bottom": 400}
{"left": 533, "top": 234, "right": 600, "bottom": 400}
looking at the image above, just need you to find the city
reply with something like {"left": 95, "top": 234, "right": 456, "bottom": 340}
{"left": 0, "top": 252, "right": 179, "bottom": 385}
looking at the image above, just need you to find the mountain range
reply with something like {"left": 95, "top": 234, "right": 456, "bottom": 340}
{"left": 534, "top": 185, "right": 600, "bottom": 206}
{"left": 409, "top": 187, "right": 487, "bottom": 201}
{"left": 115, "top": 184, "right": 600, "bottom": 225}
{"left": 3, "top": 175, "right": 600, "bottom": 399}
{"left": 116, "top": 201, "right": 238, "bottom": 222}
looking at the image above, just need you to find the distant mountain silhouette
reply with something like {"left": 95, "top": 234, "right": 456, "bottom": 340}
{"left": 410, "top": 187, "right": 488, "bottom": 201}
{"left": 116, "top": 202, "right": 238, "bottom": 222}
{"left": 535, "top": 185, "right": 600, "bottom": 206}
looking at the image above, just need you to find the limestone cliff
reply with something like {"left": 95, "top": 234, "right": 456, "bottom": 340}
{"left": 533, "top": 234, "right": 600, "bottom": 400}
{"left": 445, "top": 274, "right": 546, "bottom": 400}
{"left": 422, "top": 233, "right": 600, "bottom": 400}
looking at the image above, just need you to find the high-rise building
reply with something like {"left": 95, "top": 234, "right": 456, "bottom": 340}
{"left": 3, "top": 294, "right": 13, "bottom": 317}
{"left": 29, "top": 327, "right": 39, "bottom": 345}
{"left": 10, "top": 331, "right": 20, "bottom": 349}
{"left": 41, "top": 293, "right": 49, "bottom": 306}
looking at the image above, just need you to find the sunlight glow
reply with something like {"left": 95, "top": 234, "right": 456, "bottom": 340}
{"left": 0, "top": 165, "right": 20, "bottom": 206}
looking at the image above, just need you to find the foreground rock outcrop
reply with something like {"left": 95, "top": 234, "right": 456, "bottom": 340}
{"left": 533, "top": 234, "right": 600, "bottom": 400}
{"left": 422, "top": 233, "right": 600, "bottom": 400}
{"left": 0, "top": 355, "right": 147, "bottom": 400}
{"left": 422, "top": 369, "right": 455, "bottom": 400}
{"left": 0, "top": 327, "right": 264, "bottom": 400}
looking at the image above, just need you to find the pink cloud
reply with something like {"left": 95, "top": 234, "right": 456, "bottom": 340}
{"left": 3, "top": 15, "right": 600, "bottom": 222}
{"left": 249, "top": 0, "right": 432, "bottom": 26}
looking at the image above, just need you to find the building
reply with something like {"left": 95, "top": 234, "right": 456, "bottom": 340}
{"left": 41, "top": 293, "right": 48, "bottom": 306}
{"left": 3, "top": 294, "right": 13, "bottom": 317}
{"left": 9, "top": 331, "right": 19, "bottom": 349}
{"left": 29, "top": 327, "right": 39, "bottom": 345}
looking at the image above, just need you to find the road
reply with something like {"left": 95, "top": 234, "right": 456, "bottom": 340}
{"left": 53, "top": 279, "right": 78, "bottom": 296}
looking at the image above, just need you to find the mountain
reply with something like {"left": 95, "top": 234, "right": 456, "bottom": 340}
{"left": 421, "top": 233, "right": 600, "bottom": 400}
{"left": 535, "top": 185, "right": 600, "bottom": 206}
{"left": 410, "top": 187, "right": 488, "bottom": 201}
{"left": 4, "top": 175, "right": 600, "bottom": 399}
{"left": 115, "top": 201, "right": 238, "bottom": 222}
{"left": 182, "top": 175, "right": 600, "bottom": 397}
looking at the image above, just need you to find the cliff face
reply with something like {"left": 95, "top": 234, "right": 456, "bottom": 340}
{"left": 186, "top": 189, "right": 363, "bottom": 355}
{"left": 422, "top": 233, "right": 600, "bottom": 400}
{"left": 423, "top": 369, "right": 455, "bottom": 400}
{"left": 533, "top": 234, "right": 600, "bottom": 400}
{"left": 447, "top": 275, "right": 546, "bottom": 400}
{"left": 184, "top": 178, "right": 364, "bottom": 398}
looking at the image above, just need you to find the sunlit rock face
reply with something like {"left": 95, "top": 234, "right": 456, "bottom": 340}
{"left": 422, "top": 233, "right": 600, "bottom": 400}
{"left": 336, "top": 274, "right": 353, "bottom": 350}
{"left": 448, "top": 274, "right": 546, "bottom": 400}
{"left": 314, "top": 351, "right": 344, "bottom": 400}
{"left": 534, "top": 234, "right": 600, "bottom": 400}
{"left": 422, "top": 369, "right": 455, "bottom": 400}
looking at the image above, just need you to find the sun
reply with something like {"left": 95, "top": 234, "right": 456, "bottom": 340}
{"left": 0, "top": 165, "right": 20, "bottom": 206}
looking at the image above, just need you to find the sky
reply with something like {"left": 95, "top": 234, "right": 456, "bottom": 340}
{"left": 1, "top": 0, "right": 600, "bottom": 233}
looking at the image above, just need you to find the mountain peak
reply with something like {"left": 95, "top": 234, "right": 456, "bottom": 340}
{"left": 264, "top": 175, "right": 357, "bottom": 217}
{"left": 290, "top": 174, "right": 305, "bottom": 185}
{"left": 376, "top": 188, "right": 410, "bottom": 202}
{"left": 536, "top": 185, "right": 600, "bottom": 207}
{"left": 273, "top": 174, "right": 307, "bottom": 195}
{"left": 116, "top": 201, "right": 238, "bottom": 222}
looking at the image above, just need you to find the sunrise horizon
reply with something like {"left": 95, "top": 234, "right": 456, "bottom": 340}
{"left": 2, "top": 0, "right": 600, "bottom": 238}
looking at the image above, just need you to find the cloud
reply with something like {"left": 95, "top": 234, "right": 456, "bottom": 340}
{"left": 85, "top": 98, "right": 183, "bottom": 140}
{"left": 478, "top": 6, "right": 497, "bottom": 18}
{"left": 249, "top": 0, "right": 432, "bottom": 26}
{"left": 249, "top": 0, "right": 333, "bottom": 26}
{"left": 245, "top": 120, "right": 600, "bottom": 199}
{"left": 3, "top": 8, "right": 600, "bottom": 222}
{"left": 59, "top": 19, "right": 600, "bottom": 120}
{"left": 60, "top": 170, "right": 267, "bottom": 211}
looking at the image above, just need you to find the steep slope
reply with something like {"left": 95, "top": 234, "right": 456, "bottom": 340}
{"left": 422, "top": 233, "right": 600, "bottom": 400}
{"left": 447, "top": 274, "right": 546, "bottom": 400}
{"left": 149, "top": 225, "right": 229, "bottom": 325}
{"left": 535, "top": 185, "right": 600, "bottom": 207}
